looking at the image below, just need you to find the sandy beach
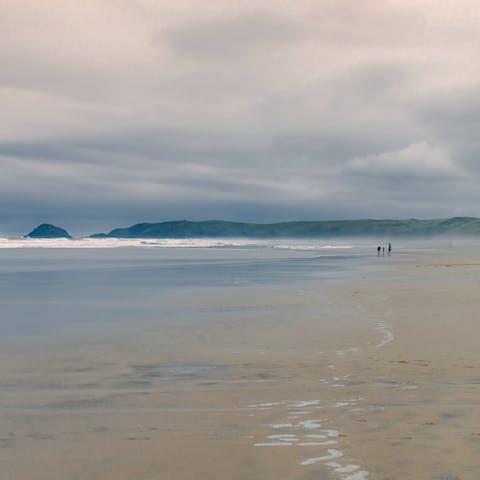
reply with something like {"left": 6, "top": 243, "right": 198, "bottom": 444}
{"left": 2, "top": 247, "right": 480, "bottom": 479}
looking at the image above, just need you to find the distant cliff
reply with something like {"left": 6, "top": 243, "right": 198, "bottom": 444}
{"left": 90, "top": 217, "right": 480, "bottom": 238}
{"left": 25, "top": 224, "right": 72, "bottom": 239}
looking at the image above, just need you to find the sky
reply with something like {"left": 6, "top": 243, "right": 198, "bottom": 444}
{"left": 2, "top": 0, "right": 480, "bottom": 235}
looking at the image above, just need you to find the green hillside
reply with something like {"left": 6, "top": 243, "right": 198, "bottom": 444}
{"left": 90, "top": 217, "right": 480, "bottom": 238}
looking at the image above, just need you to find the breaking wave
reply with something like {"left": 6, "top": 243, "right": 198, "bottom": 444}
{"left": 0, "top": 237, "right": 355, "bottom": 251}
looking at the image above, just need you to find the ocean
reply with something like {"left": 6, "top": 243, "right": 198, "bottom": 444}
{"left": 0, "top": 237, "right": 381, "bottom": 344}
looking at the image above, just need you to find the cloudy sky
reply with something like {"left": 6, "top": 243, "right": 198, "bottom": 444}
{"left": 2, "top": 0, "right": 480, "bottom": 235}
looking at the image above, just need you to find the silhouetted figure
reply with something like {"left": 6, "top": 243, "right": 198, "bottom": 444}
{"left": 388, "top": 243, "right": 392, "bottom": 255}
{"left": 377, "top": 246, "right": 381, "bottom": 256}
{"left": 382, "top": 247, "right": 385, "bottom": 256}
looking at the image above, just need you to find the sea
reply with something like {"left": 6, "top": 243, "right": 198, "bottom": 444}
{"left": 0, "top": 236, "right": 441, "bottom": 347}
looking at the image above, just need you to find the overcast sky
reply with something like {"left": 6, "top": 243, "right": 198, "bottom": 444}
{"left": 2, "top": 0, "right": 480, "bottom": 235}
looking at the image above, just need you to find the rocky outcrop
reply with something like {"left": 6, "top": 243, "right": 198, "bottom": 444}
{"left": 25, "top": 223, "right": 72, "bottom": 239}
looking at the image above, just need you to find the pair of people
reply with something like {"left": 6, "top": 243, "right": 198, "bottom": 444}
{"left": 377, "top": 243, "right": 392, "bottom": 255}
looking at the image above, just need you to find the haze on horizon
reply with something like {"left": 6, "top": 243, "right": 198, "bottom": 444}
{"left": 2, "top": 0, "right": 480, "bottom": 236}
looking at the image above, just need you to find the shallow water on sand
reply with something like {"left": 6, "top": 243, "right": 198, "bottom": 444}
{"left": 0, "top": 242, "right": 375, "bottom": 342}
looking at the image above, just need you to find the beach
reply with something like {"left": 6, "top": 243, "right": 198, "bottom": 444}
{"left": 1, "top": 243, "right": 480, "bottom": 479}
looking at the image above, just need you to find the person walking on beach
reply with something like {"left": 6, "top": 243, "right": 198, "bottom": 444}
{"left": 377, "top": 246, "right": 381, "bottom": 256}
{"left": 388, "top": 243, "right": 392, "bottom": 255}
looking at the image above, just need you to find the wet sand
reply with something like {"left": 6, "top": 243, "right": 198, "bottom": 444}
{"left": 2, "top": 248, "right": 480, "bottom": 479}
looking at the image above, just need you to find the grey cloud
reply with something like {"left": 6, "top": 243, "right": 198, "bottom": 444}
{"left": 344, "top": 142, "right": 463, "bottom": 180}
{"left": 3, "top": 1, "right": 480, "bottom": 234}
{"left": 308, "top": 1, "right": 426, "bottom": 45}
{"left": 415, "top": 86, "right": 480, "bottom": 176}
{"left": 419, "top": 87, "right": 480, "bottom": 129}
{"left": 160, "top": 11, "right": 300, "bottom": 59}
{"left": 329, "top": 63, "right": 410, "bottom": 101}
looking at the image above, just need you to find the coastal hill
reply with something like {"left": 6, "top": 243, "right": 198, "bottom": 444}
{"left": 90, "top": 217, "right": 480, "bottom": 238}
{"left": 25, "top": 223, "right": 72, "bottom": 239}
